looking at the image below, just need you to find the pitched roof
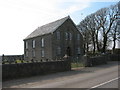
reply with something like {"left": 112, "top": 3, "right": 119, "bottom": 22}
{"left": 24, "top": 16, "right": 70, "bottom": 40}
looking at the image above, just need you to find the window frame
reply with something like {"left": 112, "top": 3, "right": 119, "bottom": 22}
{"left": 25, "top": 50, "right": 28, "bottom": 57}
{"left": 65, "top": 32, "right": 68, "bottom": 40}
{"left": 77, "top": 47, "right": 81, "bottom": 54}
{"left": 32, "top": 40, "right": 35, "bottom": 48}
{"left": 77, "top": 34, "right": 80, "bottom": 40}
{"left": 32, "top": 50, "right": 35, "bottom": 57}
{"left": 57, "top": 46, "right": 61, "bottom": 55}
{"left": 25, "top": 41, "right": 28, "bottom": 49}
{"left": 56, "top": 31, "right": 60, "bottom": 40}
{"left": 41, "top": 38, "right": 44, "bottom": 47}
{"left": 41, "top": 49, "right": 45, "bottom": 57}
{"left": 69, "top": 32, "right": 72, "bottom": 40}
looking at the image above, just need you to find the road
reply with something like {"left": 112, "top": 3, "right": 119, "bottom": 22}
{"left": 92, "top": 78, "right": 119, "bottom": 88}
{"left": 3, "top": 61, "right": 119, "bottom": 89}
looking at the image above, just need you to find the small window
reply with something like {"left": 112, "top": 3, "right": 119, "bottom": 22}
{"left": 32, "top": 50, "right": 35, "bottom": 57}
{"left": 32, "top": 40, "right": 35, "bottom": 48}
{"left": 26, "top": 41, "right": 28, "bottom": 49}
{"left": 65, "top": 32, "right": 68, "bottom": 40}
{"left": 25, "top": 51, "right": 28, "bottom": 57}
{"left": 41, "top": 38, "right": 44, "bottom": 47}
{"left": 57, "top": 31, "right": 60, "bottom": 40}
{"left": 41, "top": 49, "right": 45, "bottom": 57}
{"left": 77, "top": 47, "right": 80, "bottom": 54}
{"left": 69, "top": 33, "right": 72, "bottom": 40}
{"left": 57, "top": 46, "right": 61, "bottom": 55}
{"left": 77, "top": 34, "right": 80, "bottom": 40}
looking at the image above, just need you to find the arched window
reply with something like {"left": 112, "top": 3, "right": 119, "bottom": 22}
{"left": 77, "top": 34, "right": 80, "bottom": 40}
{"left": 57, "top": 46, "right": 61, "bottom": 55}
{"left": 25, "top": 51, "right": 28, "bottom": 57}
{"left": 41, "top": 49, "right": 45, "bottom": 57}
{"left": 65, "top": 32, "right": 68, "bottom": 40}
{"left": 69, "top": 33, "right": 72, "bottom": 40}
{"left": 32, "top": 50, "right": 35, "bottom": 57}
{"left": 41, "top": 38, "right": 44, "bottom": 47}
{"left": 32, "top": 40, "right": 35, "bottom": 48}
{"left": 26, "top": 41, "right": 28, "bottom": 49}
{"left": 57, "top": 31, "right": 60, "bottom": 40}
{"left": 77, "top": 47, "right": 80, "bottom": 54}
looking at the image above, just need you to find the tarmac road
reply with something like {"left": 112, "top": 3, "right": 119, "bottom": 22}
{"left": 2, "top": 61, "right": 119, "bottom": 89}
{"left": 94, "top": 78, "right": 119, "bottom": 88}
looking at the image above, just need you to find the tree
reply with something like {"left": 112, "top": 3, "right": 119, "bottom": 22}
{"left": 102, "top": 4, "right": 118, "bottom": 53}
{"left": 78, "top": 2, "right": 119, "bottom": 55}
{"left": 109, "top": 18, "right": 120, "bottom": 53}
{"left": 77, "top": 18, "right": 91, "bottom": 53}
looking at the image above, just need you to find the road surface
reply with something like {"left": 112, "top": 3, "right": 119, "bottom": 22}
{"left": 3, "top": 61, "right": 119, "bottom": 89}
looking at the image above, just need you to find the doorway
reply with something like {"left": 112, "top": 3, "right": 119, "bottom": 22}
{"left": 66, "top": 47, "right": 71, "bottom": 56}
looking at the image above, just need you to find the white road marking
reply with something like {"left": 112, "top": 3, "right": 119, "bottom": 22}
{"left": 90, "top": 77, "right": 120, "bottom": 89}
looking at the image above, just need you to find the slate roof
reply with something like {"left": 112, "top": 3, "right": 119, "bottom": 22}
{"left": 24, "top": 16, "right": 70, "bottom": 40}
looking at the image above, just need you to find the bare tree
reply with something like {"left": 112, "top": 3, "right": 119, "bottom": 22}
{"left": 77, "top": 18, "right": 91, "bottom": 53}
{"left": 94, "top": 4, "right": 118, "bottom": 53}
{"left": 78, "top": 2, "right": 119, "bottom": 55}
{"left": 109, "top": 19, "right": 120, "bottom": 53}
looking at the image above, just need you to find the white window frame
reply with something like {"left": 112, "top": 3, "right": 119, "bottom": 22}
{"left": 32, "top": 40, "right": 35, "bottom": 48}
{"left": 57, "top": 46, "right": 61, "bottom": 55}
{"left": 77, "top": 47, "right": 81, "bottom": 54}
{"left": 41, "top": 38, "right": 44, "bottom": 47}
{"left": 41, "top": 49, "right": 45, "bottom": 57}
{"left": 69, "top": 33, "right": 72, "bottom": 40}
{"left": 26, "top": 41, "right": 28, "bottom": 49}
{"left": 32, "top": 50, "right": 35, "bottom": 57}
{"left": 26, "top": 51, "right": 28, "bottom": 57}
{"left": 65, "top": 32, "right": 68, "bottom": 40}
{"left": 57, "top": 31, "right": 60, "bottom": 40}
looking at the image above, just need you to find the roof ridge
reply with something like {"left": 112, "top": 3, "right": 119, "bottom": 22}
{"left": 38, "top": 16, "right": 69, "bottom": 29}
{"left": 24, "top": 16, "right": 70, "bottom": 40}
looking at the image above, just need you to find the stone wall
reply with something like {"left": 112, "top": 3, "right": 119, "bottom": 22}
{"left": 2, "top": 55, "right": 24, "bottom": 62}
{"left": 2, "top": 60, "right": 71, "bottom": 81}
{"left": 83, "top": 54, "right": 120, "bottom": 67}
{"left": 108, "top": 54, "right": 120, "bottom": 61}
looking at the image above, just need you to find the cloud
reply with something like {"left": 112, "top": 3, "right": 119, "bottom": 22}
{"left": 56, "top": 0, "right": 119, "bottom": 3}
{"left": 0, "top": 0, "right": 118, "bottom": 55}
{"left": 60, "top": 2, "right": 90, "bottom": 15}
{"left": 90, "top": 0, "right": 119, "bottom": 2}
{"left": 1, "top": 0, "right": 90, "bottom": 17}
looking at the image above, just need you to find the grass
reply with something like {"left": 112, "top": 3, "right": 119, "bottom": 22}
{"left": 3, "top": 60, "right": 28, "bottom": 64}
{"left": 71, "top": 62, "right": 85, "bottom": 68}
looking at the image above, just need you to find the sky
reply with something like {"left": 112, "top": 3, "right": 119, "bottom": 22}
{"left": 0, "top": 0, "right": 119, "bottom": 55}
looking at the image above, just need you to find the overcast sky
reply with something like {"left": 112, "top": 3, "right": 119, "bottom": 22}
{"left": 0, "top": 0, "right": 119, "bottom": 55}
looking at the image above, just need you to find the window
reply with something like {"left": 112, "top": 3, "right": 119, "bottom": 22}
{"left": 25, "top": 51, "right": 28, "bottom": 57}
{"left": 69, "top": 33, "right": 72, "bottom": 40}
{"left": 65, "top": 32, "right": 68, "bottom": 40}
{"left": 32, "top": 50, "right": 35, "bottom": 57}
{"left": 57, "top": 46, "right": 61, "bottom": 55}
{"left": 26, "top": 41, "right": 28, "bottom": 49}
{"left": 77, "top": 47, "right": 80, "bottom": 54}
{"left": 41, "top": 38, "right": 44, "bottom": 47}
{"left": 77, "top": 34, "right": 80, "bottom": 40}
{"left": 41, "top": 49, "right": 45, "bottom": 57}
{"left": 32, "top": 40, "right": 35, "bottom": 48}
{"left": 57, "top": 31, "right": 60, "bottom": 40}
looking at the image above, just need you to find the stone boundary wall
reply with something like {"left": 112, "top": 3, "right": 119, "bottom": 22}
{"left": 2, "top": 55, "right": 24, "bottom": 62}
{"left": 2, "top": 60, "right": 71, "bottom": 81}
{"left": 108, "top": 54, "right": 120, "bottom": 61}
{"left": 83, "top": 54, "right": 120, "bottom": 67}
